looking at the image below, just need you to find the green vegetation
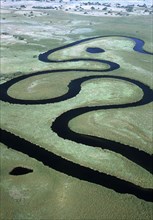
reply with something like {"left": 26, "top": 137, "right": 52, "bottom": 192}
{"left": 1, "top": 143, "right": 153, "bottom": 220}
{"left": 1, "top": 8, "right": 153, "bottom": 220}
{"left": 1, "top": 10, "right": 153, "bottom": 77}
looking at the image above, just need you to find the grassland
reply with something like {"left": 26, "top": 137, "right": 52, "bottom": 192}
{"left": 0, "top": 8, "right": 153, "bottom": 220}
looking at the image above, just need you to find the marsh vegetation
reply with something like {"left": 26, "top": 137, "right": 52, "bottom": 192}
{"left": 0, "top": 5, "right": 153, "bottom": 220}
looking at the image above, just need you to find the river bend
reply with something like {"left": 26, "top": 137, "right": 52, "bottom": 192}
{"left": 0, "top": 35, "right": 153, "bottom": 202}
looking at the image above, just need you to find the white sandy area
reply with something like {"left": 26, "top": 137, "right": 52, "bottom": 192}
{"left": 1, "top": 0, "right": 153, "bottom": 17}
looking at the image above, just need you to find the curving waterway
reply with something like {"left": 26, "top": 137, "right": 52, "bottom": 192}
{"left": 0, "top": 35, "right": 153, "bottom": 202}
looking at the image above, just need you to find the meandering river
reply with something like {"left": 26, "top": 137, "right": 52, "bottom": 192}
{"left": 0, "top": 35, "right": 153, "bottom": 202}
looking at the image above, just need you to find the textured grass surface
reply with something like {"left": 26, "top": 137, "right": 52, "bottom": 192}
{"left": 69, "top": 103, "right": 153, "bottom": 155}
{"left": 48, "top": 37, "right": 135, "bottom": 61}
{"left": 1, "top": 76, "right": 153, "bottom": 193}
{"left": 1, "top": 9, "right": 153, "bottom": 76}
{"left": 1, "top": 9, "right": 153, "bottom": 220}
{"left": 1, "top": 143, "right": 153, "bottom": 220}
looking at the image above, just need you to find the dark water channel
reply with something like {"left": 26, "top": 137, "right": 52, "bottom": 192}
{"left": 9, "top": 167, "right": 33, "bottom": 175}
{"left": 86, "top": 47, "right": 105, "bottom": 53}
{"left": 0, "top": 35, "right": 153, "bottom": 202}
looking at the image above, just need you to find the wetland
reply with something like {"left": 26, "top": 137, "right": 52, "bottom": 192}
{"left": 0, "top": 4, "right": 153, "bottom": 220}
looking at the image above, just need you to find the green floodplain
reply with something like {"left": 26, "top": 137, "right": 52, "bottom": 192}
{"left": 0, "top": 8, "right": 153, "bottom": 220}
